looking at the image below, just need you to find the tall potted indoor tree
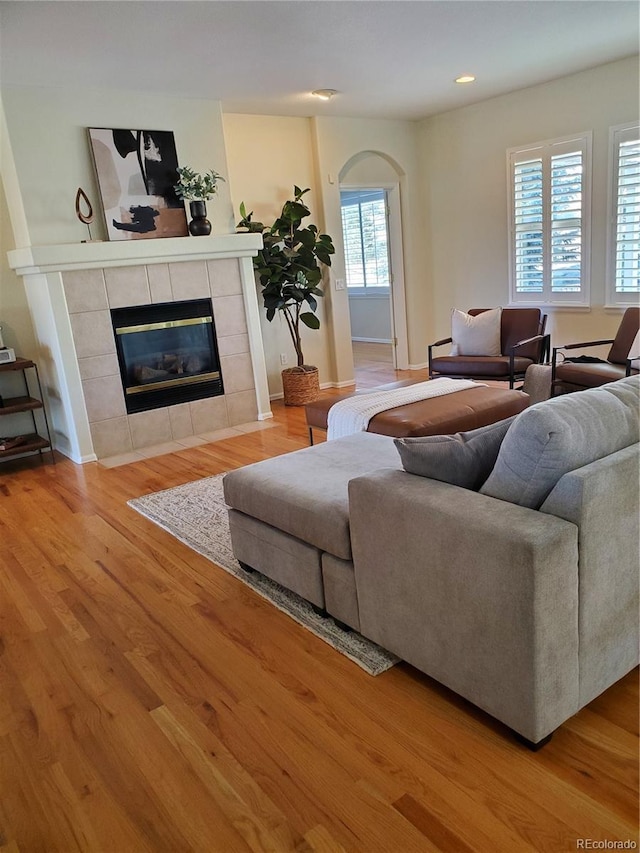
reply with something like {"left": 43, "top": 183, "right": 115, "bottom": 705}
{"left": 237, "top": 186, "right": 335, "bottom": 405}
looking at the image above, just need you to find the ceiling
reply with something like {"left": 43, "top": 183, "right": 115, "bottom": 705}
{"left": 0, "top": 1, "right": 638, "bottom": 121}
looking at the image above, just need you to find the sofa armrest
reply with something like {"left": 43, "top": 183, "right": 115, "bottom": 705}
{"left": 348, "top": 469, "right": 579, "bottom": 742}
{"left": 541, "top": 444, "right": 640, "bottom": 707}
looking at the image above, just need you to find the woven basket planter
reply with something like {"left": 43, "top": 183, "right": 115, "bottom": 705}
{"left": 281, "top": 366, "right": 320, "bottom": 406}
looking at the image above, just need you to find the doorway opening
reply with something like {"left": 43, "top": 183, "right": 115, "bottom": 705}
{"left": 340, "top": 186, "right": 394, "bottom": 380}
{"left": 338, "top": 179, "right": 408, "bottom": 374}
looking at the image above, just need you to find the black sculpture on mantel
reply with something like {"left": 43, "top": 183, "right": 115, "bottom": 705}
{"left": 75, "top": 187, "right": 96, "bottom": 242}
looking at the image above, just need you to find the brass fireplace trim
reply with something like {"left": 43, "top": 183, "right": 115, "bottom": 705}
{"left": 126, "top": 370, "right": 221, "bottom": 395}
{"left": 116, "top": 316, "right": 213, "bottom": 335}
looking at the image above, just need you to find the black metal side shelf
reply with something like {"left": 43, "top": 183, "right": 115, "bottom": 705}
{"left": 0, "top": 357, "right": 54, "bottom": 465}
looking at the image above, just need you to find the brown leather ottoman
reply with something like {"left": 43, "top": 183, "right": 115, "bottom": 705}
{"left": 305, "top": 380, "right": 529, "bottom": 443}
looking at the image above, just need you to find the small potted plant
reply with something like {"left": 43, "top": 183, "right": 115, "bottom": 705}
{"left": 237, "top": 186, "right": 335, "bottom": 405}
{"left": 174, "top": 166, "right": 225, "bottom": 236}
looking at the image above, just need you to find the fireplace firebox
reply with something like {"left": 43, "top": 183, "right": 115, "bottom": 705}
{"left": 111, "top": 299, "right": 224, "bottom": 414}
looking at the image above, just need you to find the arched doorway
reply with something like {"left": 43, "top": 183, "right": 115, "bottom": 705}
{"left": 339, "top": 151, "right": 409, "bottom": 372}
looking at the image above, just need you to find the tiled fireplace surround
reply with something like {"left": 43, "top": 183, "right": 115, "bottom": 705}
{"left": 8, "top": 234, "right": 271, "bottom": 463}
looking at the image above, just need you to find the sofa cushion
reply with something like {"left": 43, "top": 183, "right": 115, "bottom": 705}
{"left": 451, "top": 307, "right": 502, "bottom": 356}
{"left": 480, "top": 375, "right": 640, "bottom": 509}
{"left": 223, "top": 431, "right": 401, "bottom": 561}
{"left": 394, "top": 416, "right": 515, "bottom": 489}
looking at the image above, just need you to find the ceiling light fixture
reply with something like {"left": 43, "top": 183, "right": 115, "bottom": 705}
{"left": 311, "top": 89, "right": 338, "bottom": 100}
{"left": 455, "top": 75, "right": 476, "bottom": 84}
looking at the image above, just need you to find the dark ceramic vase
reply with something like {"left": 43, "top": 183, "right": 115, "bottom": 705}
{"left": 188, "top": 200, "right": 212, "bottom": 236}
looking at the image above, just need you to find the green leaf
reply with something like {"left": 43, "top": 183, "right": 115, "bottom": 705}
{"left": 281, "top": 201, "right": 309, "bottom": 223}
{"left": 303, "top": 269, "right": 321, "bottom": 285}
{"left": 297, "top": 229, "right": 315, "bottom": 248}
{"left": 315, "top": 249, "right": 333, "bottom": 266}
{"left": 300, "top": 312, "right": 320, "bottom": 330}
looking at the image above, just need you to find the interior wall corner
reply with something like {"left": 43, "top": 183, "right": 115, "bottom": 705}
{"left": 0, "top": 95, "right": 31, "bottom": 249}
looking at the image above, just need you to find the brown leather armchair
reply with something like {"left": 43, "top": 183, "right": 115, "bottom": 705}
{"left": 551, "top": 306, "right": 639, "bottom": 395}
{"left": 428, "top": 308, "right": 549, "bottom": 389}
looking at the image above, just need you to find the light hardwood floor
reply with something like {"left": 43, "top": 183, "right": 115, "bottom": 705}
{"left": 0, "top": 380, "right": 637, "bottom": 851}
{"left": 351, "top": 341, "right": 395, "bottom": 388}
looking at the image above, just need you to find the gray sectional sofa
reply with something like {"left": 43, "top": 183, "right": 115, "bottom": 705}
{"left": 223, "top": 376, "right": 640, "bottom": 747}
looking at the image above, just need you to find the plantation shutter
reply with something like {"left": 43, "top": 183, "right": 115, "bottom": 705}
{"left": 509, "top": 134, "right": 590, "bottom": 305}
{"left": 341, "top": 196, "right": 366, "bottom": 286}
{"left": 340, "top": 189, "right": 390, "bottom": 288}
{"left": 513, "top": 157, "right": 543, "bottom": 294}
{"left": 612, "top": 127, "right": 640, "bottom": 297}
{"left": 550, "top": 149, "right": 583, "bottom": 293}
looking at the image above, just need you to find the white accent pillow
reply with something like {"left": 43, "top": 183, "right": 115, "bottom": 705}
{"left": 451, "top": 307, "right": 502, "bottom": 357}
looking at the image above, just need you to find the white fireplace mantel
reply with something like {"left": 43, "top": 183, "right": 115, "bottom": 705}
{"left": 8, "top": 233, "right": 271, "bottom": 464}
{"left": 8, "top": 232, "right": 263, "bottom": 275}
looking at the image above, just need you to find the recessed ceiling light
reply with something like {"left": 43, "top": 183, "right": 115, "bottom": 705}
{"left": 455, "top": 75, "right": 476, "bottom": 84}
{"left": 311, "top": 89, "right": 338, "bottom": 100}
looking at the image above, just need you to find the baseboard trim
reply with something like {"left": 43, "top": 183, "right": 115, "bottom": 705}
{"left": 408, "top": 362, "right": 428, "bottom": 371}
{"left": 61, "top": 447, "right": 97, "bottom": 465}
{"left": 269, "top": 379, "right": 354, "bottom": 401}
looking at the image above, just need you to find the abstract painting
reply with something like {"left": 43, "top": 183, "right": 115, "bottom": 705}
{"left": 88, "top": 128, "right": 188, "bottom": 241}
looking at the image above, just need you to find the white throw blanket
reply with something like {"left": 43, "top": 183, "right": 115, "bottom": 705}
{"left": 327, "top": 378, "right": 484, "bottom": 440}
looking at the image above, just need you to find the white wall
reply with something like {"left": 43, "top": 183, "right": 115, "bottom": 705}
{"left": 0, "top": 96, "right": 37, "bottom": 360}
{"left": 311, "top": 116, "right": 426, "bottom": 377}
{"left": 1, "top": 87, "right": 234, "bottom": 246}
{"left": 417, "top": 57, "right": 640, "bottom": 350}
{"left": 0, "top": 179, "right": 36, "bottom": 358}
{"left": 222, "top": 114, "right": 331, "bottom": 397}
{"left": 349, "top": 295, "right": 392, "bottom": 341}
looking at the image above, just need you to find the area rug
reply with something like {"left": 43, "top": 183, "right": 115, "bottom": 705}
{"left": 128, "top": 474, "right": 399, "bottom": 675}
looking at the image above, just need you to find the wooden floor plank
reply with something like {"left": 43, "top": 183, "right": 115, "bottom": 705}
{"left": 0, "top": 355, "right": 637, "bottom": 851}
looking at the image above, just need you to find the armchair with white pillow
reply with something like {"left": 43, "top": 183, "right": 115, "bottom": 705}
{"left": 428, "top": 307, "right": 550, "bottom": 389}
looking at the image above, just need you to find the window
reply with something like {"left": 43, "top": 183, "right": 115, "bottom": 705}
{"left": 607, "top": 123, "right": 640, "bottom": 307}
{"left": 508, "top": 133, "right": 591, "bottom": 306}
{"left": 340, "top": 189, "right": 390, "bottom": 290}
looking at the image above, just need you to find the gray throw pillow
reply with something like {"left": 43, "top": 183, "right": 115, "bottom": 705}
{"left": 480, "top": 375, "right": 640, "bottom": 509}
{"left": 394, "top": 416, "right": 516, "bottom": 490}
